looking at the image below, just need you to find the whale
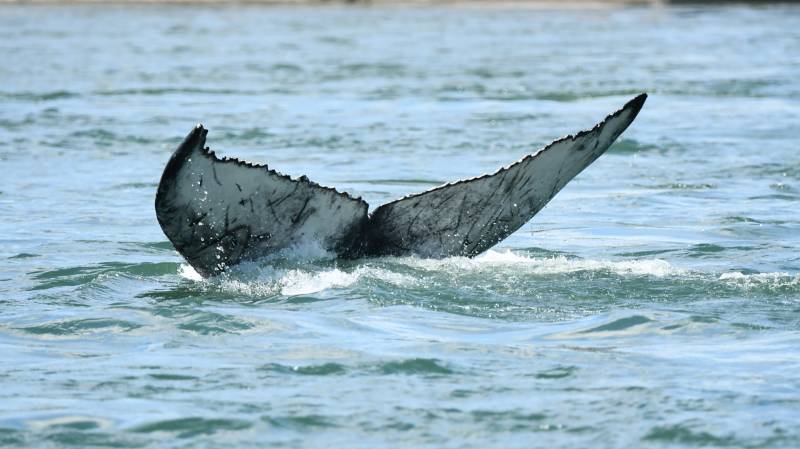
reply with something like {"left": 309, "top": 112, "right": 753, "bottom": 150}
{"left": 155, "top": 93, "right": 647, "bottom": 277}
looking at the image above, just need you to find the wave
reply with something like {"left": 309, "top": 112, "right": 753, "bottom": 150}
{"left": 256, "top": 359, "right": 453, "bottom": 376}
{"left": 177, "top": 250, "right": 688, "bottom": 303}
{"left": 0, "top": 90, "right": 78, "bottom": 101}
{"left": 719, "top": 271, "right": 800, "bottom": 291}
{"left": 395, "top": 250, "right": 684, "bottom": 278}
{"left": 183, "top": 264, "right": 417, "bottom": 297}
{"left": 14, "top": 318, "right": 142, "bottom": 337}
{"left": 131, "top": 417, "right": 252, "bottom": 438}
{"left": 95, "top": 87, "right": 257, "bottom": 97}
{"left": 34, "top": 248, "right": 798, "bottom": 307}
{"left": 29, "top": 262, "right": 180, "bottom": 292}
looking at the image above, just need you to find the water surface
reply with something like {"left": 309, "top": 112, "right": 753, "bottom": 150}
{"left": 1, "top": 4, "right": 799, "bottom": 448}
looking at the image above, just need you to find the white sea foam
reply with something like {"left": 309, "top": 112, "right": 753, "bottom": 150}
{"left": 397, "top": 250, "right": 684, "bottom": 278}
{"left": 180, "top": 262, "right": 417, "bottom": 297}
{"left": 277, "top": 266, "right": 417, "bottom": 296}
{"left": 719, "top": 271, "right": 800, "bottom": 289}
{"left": 278, "top": 268, "right": 361, "bottom": 296}
{"left": 179, "top": 248, "right": 686, "bottom": 297}
{"left": 481, "top": 250, "right": 681, "bottom": 277}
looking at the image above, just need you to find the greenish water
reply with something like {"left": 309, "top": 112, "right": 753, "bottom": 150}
{"left": 1, "top": 4, "right": 799, "bottom": 448}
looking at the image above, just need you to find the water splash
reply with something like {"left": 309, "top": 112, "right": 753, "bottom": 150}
{"left": 719, "top": 271, "right": 800, "bottom": 291}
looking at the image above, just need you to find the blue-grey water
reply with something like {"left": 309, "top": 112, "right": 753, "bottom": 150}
{"left": 1, "top": 3, "right": 799, "bottom": 448}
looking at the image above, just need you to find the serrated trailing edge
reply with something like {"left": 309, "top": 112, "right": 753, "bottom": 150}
{"left": 374, "top": 93, "right": 647, "bottom": 210}
{"left": 196, "top": 133, "right": 368, "bottom": 207}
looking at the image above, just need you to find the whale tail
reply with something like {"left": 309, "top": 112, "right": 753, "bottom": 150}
{"left": 156, "top": 94, "right": 647, "bottom": 276}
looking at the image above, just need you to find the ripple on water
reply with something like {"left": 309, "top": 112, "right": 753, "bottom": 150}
{"left": 607, "top": 138, "right": 663, "bottom": 155}
{"left": 5, "top": 415, "right": 143, "bottom": 448}
{"left": 131, "top": 417, "right": 252, "bottom": 438}
{"left": 647, "top": 182, "right": 717, "bottom": 190}
{"left": 29, "top": 262, "right": 180, "bottom": 291}
{"left": 263, "top": 415, "right": 336, "bottom": 430}
{"left": 176, "top": 312, "right": 255, "bottom": 336}
{"left": 378, "top": 358, "right": 454, "bottom": 376}
{"left": 534, "top": 365, "right": 578, "bottom": 380}
{"left": 0, "top": 428, "right": 23, "bottom": 446}
{"left": 44, "top": 431, "right": 141, "bottom": 448}
{"left": 16, "top": 318, "right": 142, "bottom": 337}
{"left": 217, "top": 127, "right": 275, "bottom": 143}
{"left": 470, "top": 409, "right": 548, "bottom": 430}
{"left": 147, "top": 373, "right": 199, "bottom": 381}
{"left": 644, "top": 423, "right": 735, "bottom": 446}
{"left": 258, "top": 362, "right": 348, "bottom": 376}
{"left": 8, "top": 253, "right": 40, "bottom": 260}
{"left": 0, "top": 90, "right": 78, "bottom": 101}
{"left": 337, "top": 62, "right": 407, "bottom": 78}
{"left": 95, "top": 87, "right": 256, "bottom": 97}
{"left": 579, "top": 315, "right": 652, "bottom": 334}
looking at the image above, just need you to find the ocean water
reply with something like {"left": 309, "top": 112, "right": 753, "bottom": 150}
{"left": 1, "top": 3, "right": 799, "bottom": 448}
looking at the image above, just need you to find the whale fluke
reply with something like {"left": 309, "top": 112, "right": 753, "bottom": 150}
{"left": 156, "top": 93, "right": 646, "bottom": 277}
